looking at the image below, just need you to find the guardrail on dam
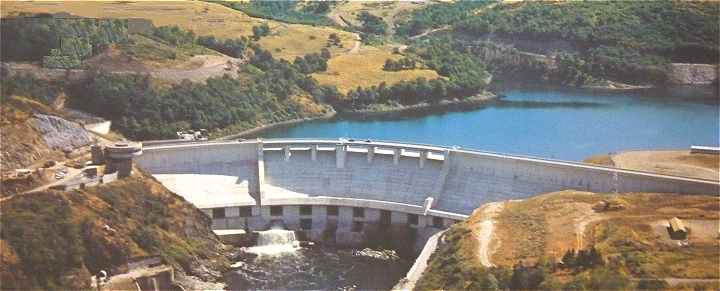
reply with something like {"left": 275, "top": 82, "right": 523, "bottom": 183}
{"left": 136, "top": 139, "right": 719, "bottom": 243}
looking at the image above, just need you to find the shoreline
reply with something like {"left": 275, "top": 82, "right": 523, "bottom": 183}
{"left": 216, "top": 110, "right": 337, "bottom": 141}
{"left": 336, "top": 91, "right": 498, "bottom": 119}
{"left": 215, "top": 92, "right": 498, "bottom": 140}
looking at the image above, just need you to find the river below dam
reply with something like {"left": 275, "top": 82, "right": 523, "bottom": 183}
{"left": 226, "top": 246, "right": 412, "bottom": 290}
{"left": 260, "top": 86, "right": 719, "bottom": 161}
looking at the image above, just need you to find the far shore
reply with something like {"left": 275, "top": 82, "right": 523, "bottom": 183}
{"left": 337, "top": 91, "right": 498, "bottom": 119}
{"left": 216, "top": 92, "right": 499, "bottom": 140}
{"left": 216, "top": 110, "right": 337, "bottom": 141}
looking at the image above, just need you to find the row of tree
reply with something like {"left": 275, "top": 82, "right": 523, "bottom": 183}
{"left": 196, "top": 35, "right": 250, "bottom": 58}
{"left": 220, "top": 0, "right": 335, "bottom": 26}
{"left": 293, "top": 49, "right": 330, "bottom": 74}
{"left": 383, "top": 57, "right": 417, "bottom": 71}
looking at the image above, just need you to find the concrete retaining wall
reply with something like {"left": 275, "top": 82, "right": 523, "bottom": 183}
{"left": 83, "top": 121, "right": 112, "bottom": 135}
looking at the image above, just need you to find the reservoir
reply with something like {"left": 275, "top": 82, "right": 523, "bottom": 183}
{"left": 260, "top": 86, "right": 719, "bottom": 161}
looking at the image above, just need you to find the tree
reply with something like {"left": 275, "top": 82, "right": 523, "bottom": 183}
{"left": 327, "top": 33, "right": 342, "bottom": 47}
{"left": 320, "top": 48, "right": 331, "bottom": 59}
{"left": 636, "top": 278, "right": 668, "bottom": 290}
{"left": 562, "top": 249, "right": 576, "bottom": 268}
{"left": 587, "top": 267, "right": 630, "bottom": 290}
{"left": 480, "top": 273, "right": 500, "bottom": 291}
{"left": 357, "top": 11, "right": 388, "bottom": 35}
{"left": 252, "top": 23, "right": 270, "bottom": 40}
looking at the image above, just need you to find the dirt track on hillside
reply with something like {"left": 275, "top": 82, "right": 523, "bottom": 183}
{"left": 470, "top": 201, "right": 505, "bottom": 267}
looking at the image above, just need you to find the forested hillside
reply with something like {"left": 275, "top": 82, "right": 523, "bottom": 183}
{"left": 401, "top": 0, "right": 720, "bottom": 86}
{"left": 1, "top": 13, "right": 128, "bottom": 68}
{"left": 66, "top": 46, "right": 336, "bottom": 140}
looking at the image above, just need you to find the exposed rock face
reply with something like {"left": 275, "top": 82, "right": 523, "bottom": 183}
{"left": 670, "top": 63, "right": 719, "bottom": 85}
{"left": 32, "top": 114, "right": 93, "bottom": 151}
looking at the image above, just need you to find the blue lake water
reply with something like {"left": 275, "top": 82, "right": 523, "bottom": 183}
{"left": 260, "top": 87, "right": 719, "bottom": 161}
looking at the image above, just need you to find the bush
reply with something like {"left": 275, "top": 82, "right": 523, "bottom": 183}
{"left": 152, "top": 25, "right": 195, "bottom": 46}
{"left": 252, "top": 23, "right": 270, "bottom": 40}
{"left": 357, "top": 11, "right": 387, "bottom": 35}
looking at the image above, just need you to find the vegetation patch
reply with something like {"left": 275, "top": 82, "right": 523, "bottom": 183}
{"left": 0, "top": 0, "right": 355, "bottom": 61}
{"left": 312, "top": 45, "right": 440, "bottom": 93}
{"left": 0, "top": 172, "right": 228, "bottom": 289}
{"left": 215, "top": 0, "right": 335, "bottom": 26}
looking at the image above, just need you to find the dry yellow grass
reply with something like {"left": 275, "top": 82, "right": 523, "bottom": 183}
{"left": 2, "top": 1, "right": 438, "bottom": 90}
{"left": 256, "top": 22, "right": 356, "bottom": 61}
{"left": 488, "top": 190, "right": 720, "bottom": 279}
{"left": 0, "top": 0, "right": 355, "bottom": 60}
{"left": 327, "top": 0, "right": 431, "bottom": 30}
{"left": 312, "top": 45, "right": 441, "bottom": 93}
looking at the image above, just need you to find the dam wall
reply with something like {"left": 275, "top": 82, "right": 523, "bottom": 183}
{"left": 137, "top": 142, "right": 260, "bottom": 207}
{"left": 438, "top": 150, "right": 717, "bottom": 214}
{"left": 136, "top": 139, "right": 719, "bottom": 238}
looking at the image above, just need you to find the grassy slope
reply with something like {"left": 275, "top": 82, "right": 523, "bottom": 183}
{"left": 328, "top": 1, "right": 431, "bottom": 31}
{"left": 0, "top": 0, "right": 355, "bottom": 61}
{"left": 312, "top": 45, "right": 441, "bottom": 93}
{"left": 1, "top": 0, "right": 440, "bottom": 93}
{"left": 417, "top": 191, "right": 720, "bottom": 290}
{"left": 0, "top": 96, "right": 66, "bottom": 171}
{"left": 493, "top": 191, "right": 719, "bottom": 277}
{"left": 0, "top": 170, "right": 228, "bottom": 289}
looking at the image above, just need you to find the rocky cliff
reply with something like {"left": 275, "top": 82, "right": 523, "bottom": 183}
{"left": 670, "top": 63, "right": 719, "bottom": 85}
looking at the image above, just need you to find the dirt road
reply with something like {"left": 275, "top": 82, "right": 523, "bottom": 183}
{"left": 472, "top": 201, "right": 505, "bottom": 267}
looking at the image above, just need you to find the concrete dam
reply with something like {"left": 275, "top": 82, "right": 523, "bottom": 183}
{"left": 136, "top": 139, "right": 719, "bottom": 244}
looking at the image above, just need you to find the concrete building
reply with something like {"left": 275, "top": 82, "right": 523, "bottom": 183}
{"left": 105, "top": 143, "right": 143, "bottom": 178}
{"left": 136, "top": 139, "right": 719, "bottom": 245}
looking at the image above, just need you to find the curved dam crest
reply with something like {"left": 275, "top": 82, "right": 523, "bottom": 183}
{"left": 137, "top": 139, "right": 718, "bottom": 217}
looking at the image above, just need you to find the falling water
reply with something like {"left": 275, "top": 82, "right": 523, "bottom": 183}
{"left": 246, "top": 224, "right": 299, "bottom": 255}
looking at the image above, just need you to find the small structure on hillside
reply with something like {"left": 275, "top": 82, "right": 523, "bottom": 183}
{"left": 668, "top": 217, "right": 688, "bottom": 240}
{"left": 91, "top": 145, "right": 105, "bottom": 165}
{"left": 105, "top": 142, "right": 143, "bottom": 178}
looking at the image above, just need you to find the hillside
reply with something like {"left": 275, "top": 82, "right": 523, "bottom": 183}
{"left": 0, "top": 0, "right": 449, "bottom": 97}
{"left": 400, "top": 0, "right": 720, "bottom": 87}
{"left": 0, "top": 170, "right": 229, "bottom": 290}
{"left": 0, "top": 96, "right": 85, "bottom": 171}
{"left": 416, "top": 191, "right": 720, "bottom": 290}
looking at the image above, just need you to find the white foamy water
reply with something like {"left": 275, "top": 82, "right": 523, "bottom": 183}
{"left": 247, "top": 228, "right": 299, "bottom": 255}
